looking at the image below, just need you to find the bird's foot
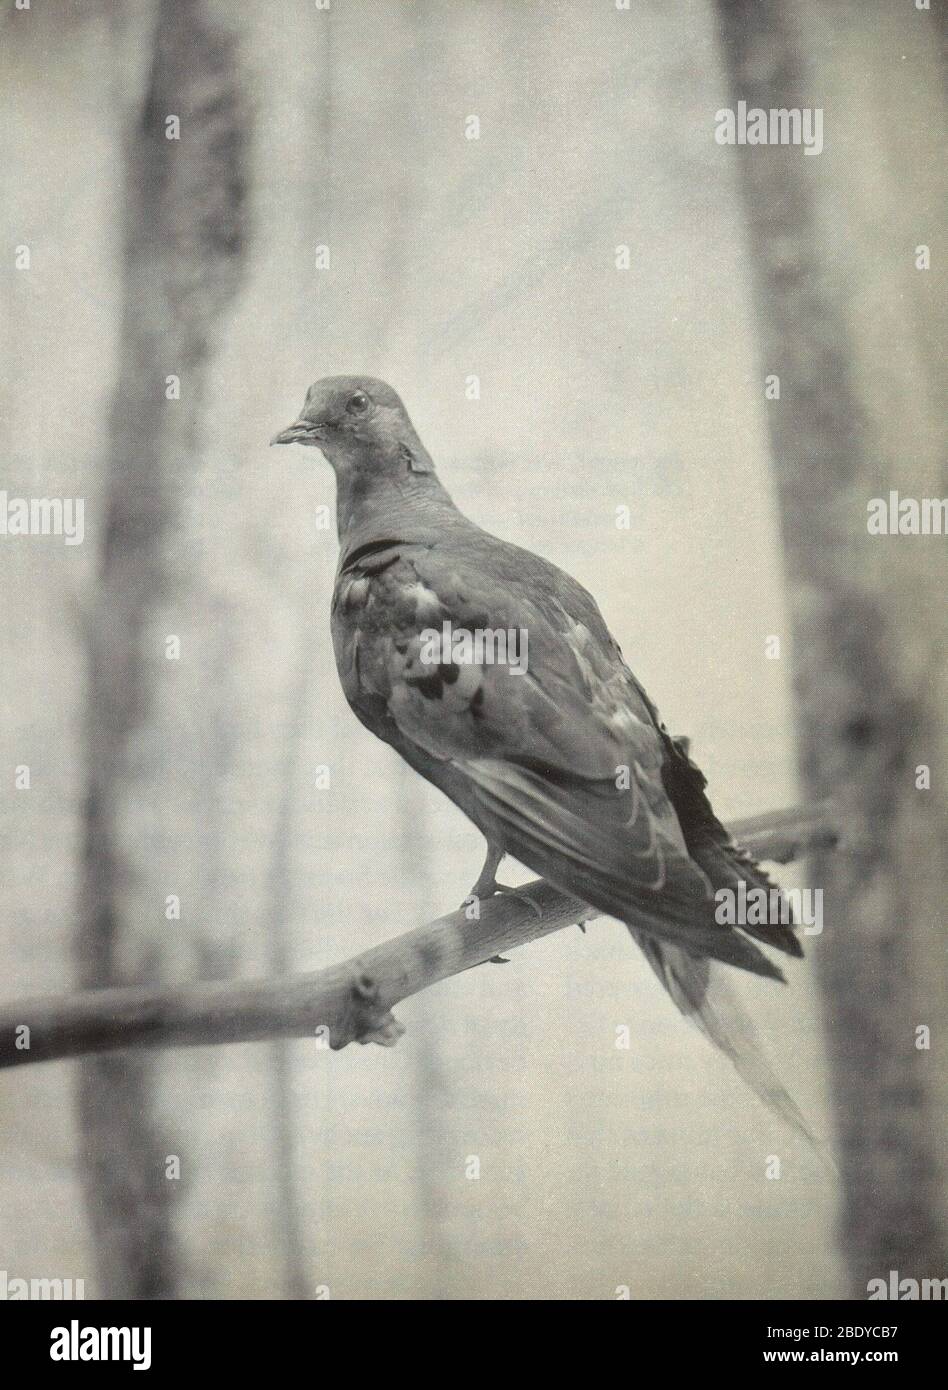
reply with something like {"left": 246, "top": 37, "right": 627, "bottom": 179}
{"left": 493, "top": 882, "right": 545, "bottom": 919}
{"left": 462, "top": 879, "right": 544, "bottom": 921}
{"left": 462, "top": 881, "right": 541, "bottom": 966}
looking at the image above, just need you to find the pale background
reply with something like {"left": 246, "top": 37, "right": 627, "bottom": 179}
{"left": 2, "top": 0, "right": 935, "bottom": 1299}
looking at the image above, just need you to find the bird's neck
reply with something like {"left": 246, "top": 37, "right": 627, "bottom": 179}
{"left": 333, "top": 458, "right": 467, "bottom": 556}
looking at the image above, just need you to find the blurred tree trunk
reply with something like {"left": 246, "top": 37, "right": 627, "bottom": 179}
{"left": 354, "top": 0, "right": 457, "bottom": 1295}
{"left": 262, "top": 622, "right": 315, "bottom": 1300}
{"left": 715, "top": 0, "right": 947, "bottom": 1294}
{"left": 78, "top": 0, "right": 247, "bottom": 1298}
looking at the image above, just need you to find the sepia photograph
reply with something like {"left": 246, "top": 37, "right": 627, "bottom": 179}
{"left": 0, "top": 0, "right": 945, "bottom": 1349}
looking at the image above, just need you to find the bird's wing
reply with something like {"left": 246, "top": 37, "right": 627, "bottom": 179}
{"left": 332, "top": 535, "right": 785, "bottom": 978}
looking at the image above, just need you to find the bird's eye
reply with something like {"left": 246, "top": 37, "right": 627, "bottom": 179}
{"left": 346, "top": 391, "right": 370, "bottom": 415}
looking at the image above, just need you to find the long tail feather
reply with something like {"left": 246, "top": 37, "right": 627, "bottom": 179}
{"left": 632, "top": 933, "right": 829, "bottom": 1158}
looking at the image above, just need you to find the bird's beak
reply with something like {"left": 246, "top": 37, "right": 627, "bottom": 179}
{"left": 270, "top": 420, "right": 320, "bottom": 446}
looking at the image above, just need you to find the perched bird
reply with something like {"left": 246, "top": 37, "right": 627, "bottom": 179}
{"left": 273, "top": 376, "right": 809, "bottom": 1134}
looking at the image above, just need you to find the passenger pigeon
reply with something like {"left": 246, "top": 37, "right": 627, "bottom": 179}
{"left": 272, "top": 377, "right": 808, "bottom": 1131}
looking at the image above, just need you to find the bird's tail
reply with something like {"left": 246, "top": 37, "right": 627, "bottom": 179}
{"left": 631, "top": 932, "right": 829, "bottom": 1158}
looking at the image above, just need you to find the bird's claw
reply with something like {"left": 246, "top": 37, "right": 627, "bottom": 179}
{"left": 494, "top": 883, "right": 544, "bottom": 919}
{"left": 465, "top": 880, "right": 544, "bottom": 921}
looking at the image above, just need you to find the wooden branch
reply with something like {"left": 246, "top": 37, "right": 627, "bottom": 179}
{"left": 724, "top": 801, "right": 838, "bottom": 863}
{"left": 0, "top": 806, "right": 837, "bottom": 1071}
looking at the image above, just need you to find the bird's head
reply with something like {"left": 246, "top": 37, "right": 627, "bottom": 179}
{"left": 270, "top": 375, "right": 434, "bottom": 476}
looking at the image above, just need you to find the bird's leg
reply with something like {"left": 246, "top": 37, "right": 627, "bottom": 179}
{"left": 463, "top": 844, "right": 510, "bottom": 962}
{"left": 462, "top": 842, "right": 544, "bottom": 970}
{"left": 466, "top": 842, "right": 506, "bottom": 902}
{"left": 466, "top": 842, "right": 543, "bottom": 916}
